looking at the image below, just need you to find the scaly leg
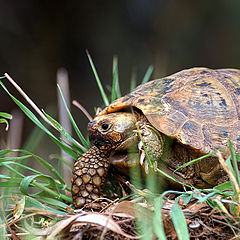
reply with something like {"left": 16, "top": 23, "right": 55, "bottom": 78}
{"left": 137, "top": 121, "right": 164, "bottom": 173}
{"left": 71, "top": 146, "right": 110, "bottom": 208}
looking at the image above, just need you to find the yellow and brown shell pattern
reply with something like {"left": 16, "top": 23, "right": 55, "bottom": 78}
{"left": 100, "top": 67, "right": 240, "bottom": 156}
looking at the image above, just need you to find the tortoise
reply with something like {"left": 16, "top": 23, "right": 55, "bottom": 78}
{"left": 71, "top": 67, "right": 240, "bottom": 208}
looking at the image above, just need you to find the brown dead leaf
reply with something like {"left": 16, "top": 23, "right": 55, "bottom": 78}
{"left": 112, "top": 201, "right": 135, "bottom": 218}
{"left": 162, "top": 213, "right": 177, "bottom": 240}
{"left": 12, "top": 196, "right": 25, "bottom": 221}
{"left": 183, "top": 202, "right": 208, "bottom": 214}
{"left": 46, "top": 212, "right": 138, "bottom": 239}
{"left": 46, "top": 214, "right": 80, "bottom": 239}
{"left": 74, "top": 213, "right": 137, "bottom": 239}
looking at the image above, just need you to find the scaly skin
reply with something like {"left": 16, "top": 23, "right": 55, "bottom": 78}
{"left": 71, "top": 146, "right": 109, "bottom": 208}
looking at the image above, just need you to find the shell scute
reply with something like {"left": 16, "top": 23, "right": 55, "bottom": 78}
{"left": 234, "top": 88, "right": 240, "bottom": 95}
{"left": 99, "top": 67, "right": 240, "bottom": 154}
{"left": 177, "top": 120, "right": 203, "bottom": 149}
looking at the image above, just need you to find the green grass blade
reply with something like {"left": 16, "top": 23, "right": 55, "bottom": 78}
{"left": 86, "top": 50, "right": 109, "bottom": 106}
{"left": 0, "top": 174, "right": 12, "bottom": 179}
{"left": 0, "top": 162, "right": 48, "bottom": 180}
{"left": 141, "top": 65, "right": 154, "bottom": 85}
{"left": 57, "top": 84, "right": 89, "bottom": 149}
{"left": 62, "top": 139, "right": 84, "bottom": 155}
{"left": 23, "top": 150, "right": 70, "bottom": 188}
{"left": 214, "top": 181, "right": 232, "bottom": 192}
{"left": 111, "top": 56, "right": 121, "bottom": 102}
{"left": 156, "top": 167, "right": 193, "bottom": 188}
{"left": 228, "top": 140, "right": 240, "bottom": 186}
{"left": 28, "top": 150, "right": 70, "bottom": 190}
{"left": 181, "top": 194, "right": 193, "bottom": 205}
{"left": 0, "top": 119, "right": 9, "bottom": 125}
{"left": 130, "top": 69, "right": 137, "bottom": 91}
{"left": 111, "top": 63, "right": 117, "bottom": 102}
{"left": 170, "top": 202, "right": 190, "bottom": 240}
{"left": 0, "top": 181, "right": 23, "bottom": 187}
{"left": 23, "top": 125, "right": 45, "bottom": 152}
{"left": 213, "top": 199, "right": 231, "bottom": 215}
{"left": 35, "top": 196, "right": 70, "bottom": 211}
{"left": 0, "top": 175, "right": 23, "bottom": 187}
{"left": 20, "top": 174, "right": 58, "bottom": 196}
{"left": 114, "top": 56, "right": 121, "bottom": 98}
{"left": 226, "top": 152, "right": 239, "bottom": 193}
{"left": 153, "top": 197, "right": 167, "bottom": 240}
{"left": 0, "top": 112, "right": 12, "bottom": 119}
{"left": 20, "top": 174, "right": 46, "bottom": 196}
{"left": 226, "top": 156, "right": 235, "bottom": 177}
{"left": 196, "top": 192, "right": 216, "bottom": 203}
{"left": 0, "top": 112, "right": 11, "bottom": 130}
{"left": 25, "top": 196, "right": 68, "bottom": 215}
{"left": 0, "top": 149, "right": 20, "bottom": 157}
{"left": 0, "top": 155, "right": 32, "bottom": 162}
{"left": 0, "top": 80, "right": 78, "bottom": 159}
{"left": 0, "top": 161, "right": 71, "bottom": 202}
{"left": 0, "top": 149, "right": 70, "bottom": 189}
{"left": 0, "top": 162, "right": 25, "bottom": 177}
{"left": 42, "top": 110, "right": 86, "bottom": 152}
{"left": 19, "top": 174, "right": 72, "bottom": 202}
{"left": 174, "top": 151, "right": 216, "bottom": 173}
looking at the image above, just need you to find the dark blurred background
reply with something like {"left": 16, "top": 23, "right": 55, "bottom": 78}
{"left": 0, "top": 0, "right": 240, "bottom": 154}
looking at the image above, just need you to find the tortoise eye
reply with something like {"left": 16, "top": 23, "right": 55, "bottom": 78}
{"left": 100, "top": 123, "right": 111, "bottom": 132}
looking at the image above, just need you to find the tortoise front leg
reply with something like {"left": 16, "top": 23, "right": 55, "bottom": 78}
{"left": 138, "top": 123, "right": 164, "bottom": 173}
{"left": 71, "top": 146, "right": 110, "bottom": 208}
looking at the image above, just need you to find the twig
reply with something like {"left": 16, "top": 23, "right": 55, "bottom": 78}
{"left": 229, "top": 233, "right": 240, "bottom": 240}
{"left": 211, "top": 218, "right": 240, "bottom": 233}
{"left": 217, "top": 151, "right": 240, "bottom": 193}
{"left": 0, "top": 198, "right": 20, "bottom": 239}
{"left": 4, "top": 73, "right": 57, "bottom": 130}
{"left": 72, "top": 100, "right": 93, "bottom": 121}
{"left": 4, "top": 73, "right": 86, "bottom": 151}
{"left": 100, "top": 198, "right": 119, "bottom": 213}
{"left": 57, "top": 68, "right": 73, "bottom": 185}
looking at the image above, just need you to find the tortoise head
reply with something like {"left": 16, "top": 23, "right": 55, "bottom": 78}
{"left": 88, "top": 112, "right": 138, "bottom": 151}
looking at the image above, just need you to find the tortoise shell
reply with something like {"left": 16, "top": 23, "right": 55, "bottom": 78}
{"left": 98, "top": 67, "right": 240, "bottom": 156}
